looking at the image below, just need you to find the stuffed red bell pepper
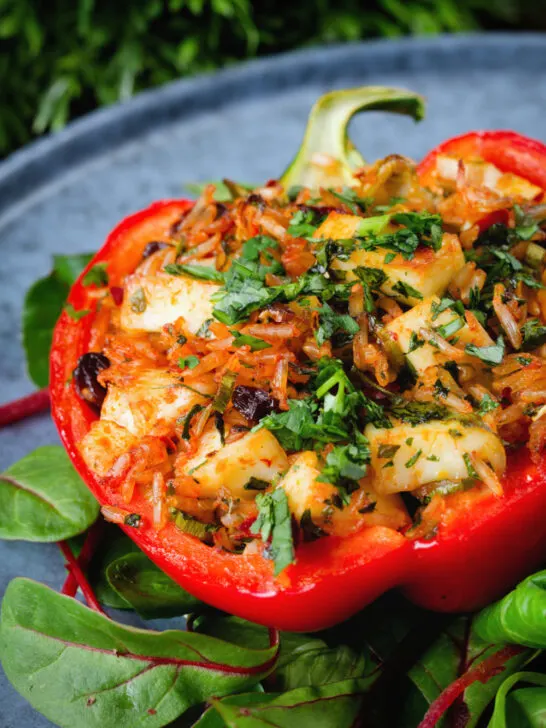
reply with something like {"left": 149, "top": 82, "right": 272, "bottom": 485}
{"left": 50, "top": 87, "right": 546, "bottom": 631}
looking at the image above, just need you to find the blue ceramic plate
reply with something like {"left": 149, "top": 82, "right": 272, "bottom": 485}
{"left": 1, "top": 33, "right": 546, "bottom": 727}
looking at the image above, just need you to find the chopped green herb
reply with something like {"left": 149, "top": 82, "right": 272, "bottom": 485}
{"left": 435, "top": 316, "right": 465, "bottom": 339}
{"left": 384, "top": 252, "right": 396, "bottom": 264}
{"left": 124, "top": 513, "right": 141, "bottom": 528}
{"left": 377, "top": 444, "right": 400, "bottom": 459}
{"left": 174, "top": 511, "right": 213, "bottom": 539}
{"left": 449, "top": 429, "right": 463, "bottom": 439}
{"left": 405, "top": 449, "right": 422, "bottom": 468}
{"left": 392, "top": 280, "right": 423, "bottom": 300}
{"left": 212, "top": 370, "right": 238, "bottom": 413}
{"left": 408, "top": 332, "right": 424, "bottom": 353}
{"left": 243, "top": 478, "right": 270, "bottom": 491}
{"left": 64, "top": 303, "right": 90, "bottom": 321}
{"left": 315, "top": 302, "right": 359, "bottom": 346}
{"left": 353, "top": 267, "right": 388, "bottom": 312}
{"left": 82, "top": 262, "right": 109, "bottom": 287}
{"left": 390, "top": 400, "right": 449, "bottom": 426}
{"left": 229, "top": 330, "right": 272, "bottom": 351}
{"left": 164, "top": 263, "right": 226, "bottom": 283}
{"left": 329, "top": 188, "right": 371, "bottom": 214}
{"left": 287, "top": 208, "right": 321, "bottom": 238}
{"left": 516, "top": 355, "right": 532, "bottom": 366}
{"left": 433, "top": 379, "right": 449, "bottom": 399}
{"left": 251, "top": 488, "right": 295, "bottom": 575}
{"left": 178, "top": 404, "right": 205, "bottom": 440}
{"left": 178, "top": 355, "right": 199, "bottom": 370}
{"left": 426, "top": 454, "right": 440, "bottom": 462}
{"left": 521, "top": 319, "right": 546, "bottom": 350}
{"left": 300, "top": 509, "right": 326, "bottom": 542}
{"left": 465, "top": 336, "right": 505, "bottom": 365}
{"left": 431, "top": 297, "right": 465, "bottom": 321}
{"left": 196, "top": 319, "right": 213, "bottom": 338}
{"left": 129, "top": 287, "right": 147, "bottom": 313}
{"left": 463, "top": 453, "right": 478, "bottom": 478}
{"left": 477, "top": 393, "right": 500, "bottom": 415}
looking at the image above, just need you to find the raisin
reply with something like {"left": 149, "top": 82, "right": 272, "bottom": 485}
{"left": 232, "top": 385, "right": 276, "bottom": 422}
{"left": 73, "top": 353, "right": 110, "bottom": 411}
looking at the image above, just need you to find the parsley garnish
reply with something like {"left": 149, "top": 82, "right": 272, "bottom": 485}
{"left": 178, "top": 355, "right": 199, "bottom": 370}
{"left": 521, "top": 319, "right": 546, "bottom": 350}
{"left": 315, "top": 302, "right": 359, "bottom": 345}
{"left": 392, "top": 280, "right": 423, "bottom": 300}
{"left": 465, "top": 336, "right": 505, "bottom": 365}
{"left": 353, "top": 267, "right": 388, "bottom": 312}
{"left": 251, "top": 488, "right": 295, "bottom": 575}
{"left": 64, "top": 303, "right": 90, "bottom": 321}
{"left": 377, "top": 444, "right": 400, "bottom": 459}
{"left": 229, "top": 330, "right": 271, "bottom": 351}
{"left": 82, "top": 262, "right": 109, "bottom": 287}
{"left": 164, "top": 263, "right": 226, "bottom": 283}
{"left": 405, "top": 449, "right": 423, "bottom": 468}
{"left": 477, "top": 393, "right": 500, "bottom": 415}
{"left": 390, "top": 400, "right": 450, "bottom": 426}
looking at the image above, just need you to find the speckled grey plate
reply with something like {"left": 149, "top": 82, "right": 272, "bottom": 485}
{"left": 2, "top": 33, "right": 546, "bottom": 727}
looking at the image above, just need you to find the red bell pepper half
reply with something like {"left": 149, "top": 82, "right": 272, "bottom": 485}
{"left": 50, "top": 92, "right": 546, "bottom": 632}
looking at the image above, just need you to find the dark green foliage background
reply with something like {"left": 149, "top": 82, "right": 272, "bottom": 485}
{"left": 0, "top": 0, "right": 543, "bottom": 157}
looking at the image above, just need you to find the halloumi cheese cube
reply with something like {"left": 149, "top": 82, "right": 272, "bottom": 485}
{"left": 379, "top": 296, "right": 493, "bottom": 374}
{"left": 180, "top": 428, "right": 289, "bottom": 500}
{"left": 316, "top": 212, "right": 465, "bottom": 304}
{"left": 120, "top": 271, "right": 218, "bottom": 334}
{"left": 279, "top": 451, "right": 337, "bottom": 522}
{"left": 101, "top": 368, "right": 208, "bottom": 438}
{"left": 78, "top": 420, "right": 138, "bottom": 477}
{"left": 279, "top": 451, "right": 409, "bottom": 535}
{"left": 366, "top": 419, "right": 506, "bottom": 495}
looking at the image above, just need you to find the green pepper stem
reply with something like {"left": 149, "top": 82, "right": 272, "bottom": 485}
{"left": 280, "top": 86, "right": 425, "bottom": 190}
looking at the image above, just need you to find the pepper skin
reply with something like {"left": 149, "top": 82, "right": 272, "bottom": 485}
{"left": 417, "top": 130, "right": 546, "bottom": 190}
{"left": 51, "top": 146, "right": 546, "bottom": 631}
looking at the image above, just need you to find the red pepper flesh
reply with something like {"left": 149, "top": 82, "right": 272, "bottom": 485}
{"left": 51, "top": 141, "right": 546, "bottom": 630}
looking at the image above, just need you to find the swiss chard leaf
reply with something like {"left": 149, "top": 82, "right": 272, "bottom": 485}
{"left": 0, "top": 446, "right": 98, "bottom": 542}
{"left": 106, "top": 551, "right": 205, "bottom": 619}
{"left": 22, "top": 252, "right": 93, "bottom": 387}
{"left": 193, "top": 614, "right": 366, "bottom": 692}
{"left": 0, "top": 579, "right": 277, "bottom": 728}
{"left": 206, "top": 680, "right": 371, "bottom": 728}
{"left": 489, "top": 672, "right": 546, "bottom": 728}
{"left": 474, "top": 570, "right": 546, "bottom": 648}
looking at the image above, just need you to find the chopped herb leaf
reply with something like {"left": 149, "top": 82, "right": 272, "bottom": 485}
{"left": 300, "top": 509, "right": 326, "bottom": 541}
{"left": 392, "top": 280, "right": 423, "bottom": 300}
{"left": 521, "top": 319, "right": 546, "bottom": 350}
{"left": 178, "top": 404, "right": 205, "bottom": 440}
{"left": 213, "top": 370, "right": 238, "bottom": 413}
{"left": 164, "top": 263, "right": 226, "bottom": 283}
{"left": 435, "top": 316, "right": 465, "bottom": 340}
{"left": 353, "top": 267, "right": 388, "bottom": 312}
{"left": 129, "top": 287, "right": 147, "bottom": 313}
{"left": 465, "top": 336, "right": 505, "bottom": 365}
{"left": 315, "top": 302, "right": 359, "bottom": 346}
{"left": 426, "top": 454, "right": 440, "bottom": 462}
{"left": 82, "top": 262, "right": 109, "bottom": 287}
{"left": 463, "top": 453, "right": 478, "bottom": 478}
{"left": 377, "top": 444, "right": 400, "bottom": 459}
{"left": 251, "top": 488, "right": 295, "bottom": 575}
{"left": 405, "top": 449, "right": 422, "bottom": 468}
{"left": 229, "top": 330, "right": 272, "bottom": 351}
{"left": 408, "top": 332, "right": 424, "bottom": 353}
{"left": 64, "top": 303, "right": 90, "bottom": 321}
{"left": 124, "top": 513, "right": 141, "bottom": 528}
{"left": 390, "top": 400, "right": 450, "bottom": 426}
{"left": 287, "top": 208, "right": 320, "bottom": 238}
{"left": 477, "top": 393, "right": 500, "bottom": 415}
{"left": 178, "top": 355, "right": 199, "bottom": 370}
{"left": 431, "top": 297, "right": 465, "bottom": 320}
{"left": 243, "top": 477, "right": 270, "bottom": 491}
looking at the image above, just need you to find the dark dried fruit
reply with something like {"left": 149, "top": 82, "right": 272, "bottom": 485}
{"left": 73, "top": 353, "right": 110, "bottom": 411}
{"left": 142, "top": 241, "right": 169, "bottom": 259}
{"left": 232, "top": 385, "right": 277, "bottom": 422}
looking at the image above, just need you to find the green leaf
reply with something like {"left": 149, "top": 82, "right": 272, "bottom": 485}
{"left": 209, "top": 680, "right": 371, "bottom": 727}
{"left": 0, "top": 446, "right": 98, "bottom": 542}
{"left": 489, "top": 672, "right": 546, "bottom": 728}
{"left": 164, "top": 263, "right": 226, "bottom": 283}
{"left": 465, "top": 336, "right": 505, "bottom": 365}
{"left": 521, "top": 319, "right": 546, "bottom": 351}
{"left": 193, "top": 614, "right": 366, "bottom": 691}
{"left": 0, "top": 578, "right": 278, "bottom": 728}
{"left": 401, "top": 616, "right": 530, "bottom": 728}
{"left": 229, "top": 330, "right": 271, "bottom": 351}
{"left": 105, "top": 551, "right": 205, "bottom": 619}
{"left": 22, "top": 253, "right": 93, "bottom": 387}
{"left": 474, "top": 570, "right": 546, "bottom": 648}
{"left": 251, "top": 488, "right": 295, "bottom": 575}
{"left": 82, "top": 262, "right": 109, "bottom": 287}
{"left": 280, "top": 86, "right": 425, "bottom": 189}
{"left": 178, "top": 355, "right": 200, "bottom": 369}
{"left": 64, "top": 302, "right": 91, "bottom": 320}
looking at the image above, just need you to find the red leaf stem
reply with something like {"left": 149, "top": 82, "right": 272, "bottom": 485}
{"left": 58, "top": 540, "right": 106, "bottom": 615}
{"left": 0, "top": 388, "right": 50, "bottom": 428}
{"left": 61, "top": 520, "right": 105, "bottom": 597}
{"left": 417, "top": 644, "right": 525, "bottom": 728}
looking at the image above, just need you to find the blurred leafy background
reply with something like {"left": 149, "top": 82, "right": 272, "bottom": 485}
{"left": 1, "top": 0, "right": 544, "bottom": 157}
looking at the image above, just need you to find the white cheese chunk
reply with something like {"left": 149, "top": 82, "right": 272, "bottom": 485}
{"left": 120, "top": 271, "right": 219, "bottom": 334}
{"left": 366, "top": 419, "right": 506, "bottom": 495}
{"left": 180, "top": 428, "right": 289, "bottom": 500}
{"left": 316, "top": 212, "right": 465, "bottom": 304}
{"left": 101, "top": 368, "right": 207, "bottom": 438}
{"left": 78, "top": 420, "right": 138, "bottom": 477}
